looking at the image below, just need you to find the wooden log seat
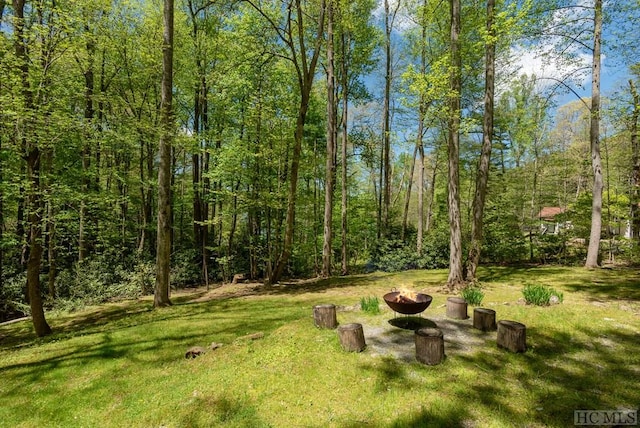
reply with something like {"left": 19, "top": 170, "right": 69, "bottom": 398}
{"left": 313, "top": 304, "right": 338, "bottom": 329}
{"left": 473, "top": 308, "right": 497, "bottom": 331}
{"left": 446, "top": 297, "right": 469, "bottom": 319}
{"left": 415, "top": 327, "right": 445, "bottom": 365}
{"left": 497, "top": 320, "right": 527, "bottom": 353}
{"left": 337, "top": 323, "right": 366, "bottom": 352}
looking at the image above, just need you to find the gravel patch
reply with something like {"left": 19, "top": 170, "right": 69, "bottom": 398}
{"left": 353, "top": 313, "right": 493, "bottom": 363}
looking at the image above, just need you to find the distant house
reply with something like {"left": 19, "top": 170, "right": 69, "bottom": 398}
{"left": 537, "top": 207, "right": 567, "bottom": 235}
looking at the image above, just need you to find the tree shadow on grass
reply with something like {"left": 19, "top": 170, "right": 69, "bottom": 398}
{"left": 177, "top": 395, "right": 270, "bottom": 428}
{"left": 454, "top": 323, "right": 640, "bottom": 427}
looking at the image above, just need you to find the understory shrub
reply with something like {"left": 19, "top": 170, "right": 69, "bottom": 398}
{"left": 360, "top": 296, "right": 380, "bottom": 314}
{"left": 522, "top": 283, "right": 564, "bottom": 306}
{"left": 0, "top": 274, "right": 30, "bottom": 322}
{"left": 461, "top": 286, "right": 484, "bottom": 306}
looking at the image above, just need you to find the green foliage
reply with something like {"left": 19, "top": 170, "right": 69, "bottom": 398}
{"left": 522, "top": 282, "right": 564, "bottom": 306}
{"left": 369, "top": 239, "right": 418, "bottom": 272}
{"left": 461, "top": 286, "right": 484, "bottom": 306}
{"left": 0, "top": 275, "right": 30, "bottom": 322}
{"left": 360, "top": 296, "right": 380, "bottom": 314}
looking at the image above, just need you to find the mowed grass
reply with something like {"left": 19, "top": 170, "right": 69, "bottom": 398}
{"left": 1, "top": 266, "right": 639, "bottom": 427}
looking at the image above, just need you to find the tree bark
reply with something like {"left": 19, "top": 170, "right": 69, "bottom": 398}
{"left": 497, "top": 320, "right": 527, "bottom": 353}
{"left": 447, "top": 0, "right": 464, "bottom": 289}
{"left": 401, "top": 146, "right": 417, "bottom": 241}
{"left": 585, "top": 0, "right": 603, "bottom": 268}
{"left": 313, "top": 304, "right": 337, "bottom": 329}
{"left": 322, "top": 0, "right": 336, "bottom": 278}
{"left": 415, "top": 327, "right": 444, "bottom": 365}
{"left": 340, "top": 30, "right": 349, "bottom": 276}
{"left": 13, "top": 0, "right": 51, "bottom": 336}
{"left": 381, "top": 0, "right": 392, "bottom": 238}
{"left": 629, "top": 80, "right": 640, "bottom": 241}
{"left": 337, "top": 323, "right": 366, "bottom": 352}
{"left": 154, "top": 0, "right": 174, "bottom": 307}
{"left": 268, "top": 0, "right": 326, "bottom": 285}
{"left": 467, "top": 0, "right": 495, "bottom": 281}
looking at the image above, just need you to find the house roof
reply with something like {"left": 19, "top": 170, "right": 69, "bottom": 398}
{"left": 537, "top": 206, "right": 565, "bottom": 220}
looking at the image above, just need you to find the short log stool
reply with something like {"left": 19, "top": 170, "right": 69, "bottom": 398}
{"left": 415, "top": 327, "right": 444, "bottom": 365}
{"left": 473, "top": 308, "right": 497, "bottom": 331}
{"left": 446, "top": 297, "right": 468, "bottom": 319}
{"left": 313, "top": 304, "right": 337, "bottom": 329}
{"left": 337, "top": 323, "right": 366, "bottom": 352}
{"left": 497, "top": 320, "right": 527, "bottom": 353}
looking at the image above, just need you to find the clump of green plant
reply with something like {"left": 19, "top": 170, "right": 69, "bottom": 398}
{"left": 522, "top": 283, "right": 564, "bottom": 306}
{"left": 461, "top": 286, "right": 484, "bottom": 306}
{"left": 360, "top": 296, "right": 381, "bottom": 314}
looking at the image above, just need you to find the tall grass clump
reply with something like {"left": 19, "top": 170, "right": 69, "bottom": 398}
{"left": 360, "top": 296, "right": 381, "bottom": 314}
{"left": 522, "top": 283, "right": 564, "bottom": 306}
{"left": 461, "top": 286, "right": 484, "bottom": 306}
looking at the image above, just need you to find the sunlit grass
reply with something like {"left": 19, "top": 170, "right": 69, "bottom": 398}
{"left": 1, "top": 266, "right": 638, "bottom": 427}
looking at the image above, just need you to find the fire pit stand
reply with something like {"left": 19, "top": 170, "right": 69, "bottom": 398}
{"left": 383, "top": 289, "right": 434, "bottom": 330}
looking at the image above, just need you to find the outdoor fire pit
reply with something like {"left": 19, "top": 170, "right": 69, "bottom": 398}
{"left": 383, "top": 289, "right": 433, "bottom": 315}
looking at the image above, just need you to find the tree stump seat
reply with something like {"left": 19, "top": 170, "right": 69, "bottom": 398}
{"left": 415, "top": 327, "right": 444, "bottom": 365}
{"left": 313, "top": 304, "right": 337, "bottom": 329}
{"left": 446, "top": 297, "right": 468, "bottom": 319}
{"left": 337, "top": 323, "right": 366, "bottom": 352}
{"left": 497, "top": 320, "right": 527, "bottom": 353}
{"left": 473, "top": 308, "right": 497, "bottom": 331}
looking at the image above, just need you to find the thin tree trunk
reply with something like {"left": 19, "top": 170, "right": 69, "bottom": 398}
{"left": 154, "top": 0, "right": 174, "bottom": 307}
{"left": 401, "top": 145, "right": 417, "bottom": 241}
{"left": 447, "top": 0, "right": 464, "bottom": 289}
{"left": 585, "top": 0, "right": 603, "bottom": 268}
{"left": 14, "top": 0, "right": 51, "bottom": 335}
{"left": 629, "top": 80, "right": 640, "bottom": 241}
{"left": 79, "top": 26, "right": 95, "bottom": 263}
{"left": 340, "top": 31, "right": 349, "bottom": 276}
{"left": 322, "top": 0, "right": 336, "bottom": 278}
{"left": 382, "top": 0, "right": 392, "bottom": 238}
{"left": 426, "top": 146, "right": 439, "bottom": 233}
{"left": 467, "top": 0, "right": 495, "bottom": 282}
{"left": 416, "top": 1, "right": 428, "bottom": 254}
{"left": 269, "top": 0, "right": 325, "bottom": 284}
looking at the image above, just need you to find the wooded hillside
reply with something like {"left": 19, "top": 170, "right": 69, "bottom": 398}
{"left": 1, "top": 0, "right": 639, "bottom": 330}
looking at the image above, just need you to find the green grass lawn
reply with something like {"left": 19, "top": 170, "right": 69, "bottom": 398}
{"left": 1, "top": 266, "right": 639, "bottom": 427}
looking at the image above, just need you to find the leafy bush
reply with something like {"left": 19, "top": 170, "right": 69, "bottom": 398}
{"left": 461, "top": 286, "right": 484, "bottom": 306}
{"left": 522, "top": 283, "right": 564, "bottom": 306}
{"left": 360, "top": 296, "right": 380, "bottom": 315}
{"left": 0, "top": 274, "right": 30, "bottom": 322}
{"left": 368, "top": 239, "right": 418, "bottom": 272}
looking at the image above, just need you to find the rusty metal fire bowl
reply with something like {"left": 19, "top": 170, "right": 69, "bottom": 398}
{"left": 383, "top": 290, "right": 433, "bottom": 315}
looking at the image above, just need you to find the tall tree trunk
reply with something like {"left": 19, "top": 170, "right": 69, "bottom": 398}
{"left": 426, "top": 148, "right": 438, "bottom": 233}
{"left": 466, "top": 0, "right": 495, "bottom": 282}
{"left": 585, "top": 0, "right": 603, "bottom": 268}
{"left": 0, "top": 110, "right": 4, "bottom": 297}
{"left": 401, "top": 146, "right": 417, "bottom": 241}
{"left": 14, "top": 0, "right": 51, "bottom": 335}
{"left": 322, "top": 0, "right": 336, "bottom": 278}
{"left": 79, "top": 27, "right": 95, "bottom": 262}
{"left": 381, "top": 0, "right": 392, "bottom": 238}
{"left": 629, "top": 80, "right": 640, "bottom": 241}
{"left": 155, "top": 0, "right": 174, "bottom": 307}
{"left": 340, "top": 31, "right": 349, "bottom": 276}
{"left": 447, "top": 0, "right": 464, "bottom": 289}
{"left": 268, "top": 0, "right": 326, "bottom": 284}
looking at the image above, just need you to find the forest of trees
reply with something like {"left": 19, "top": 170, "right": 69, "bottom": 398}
{"left": 1, "top": 0, "right": 640, "bottom": 333}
